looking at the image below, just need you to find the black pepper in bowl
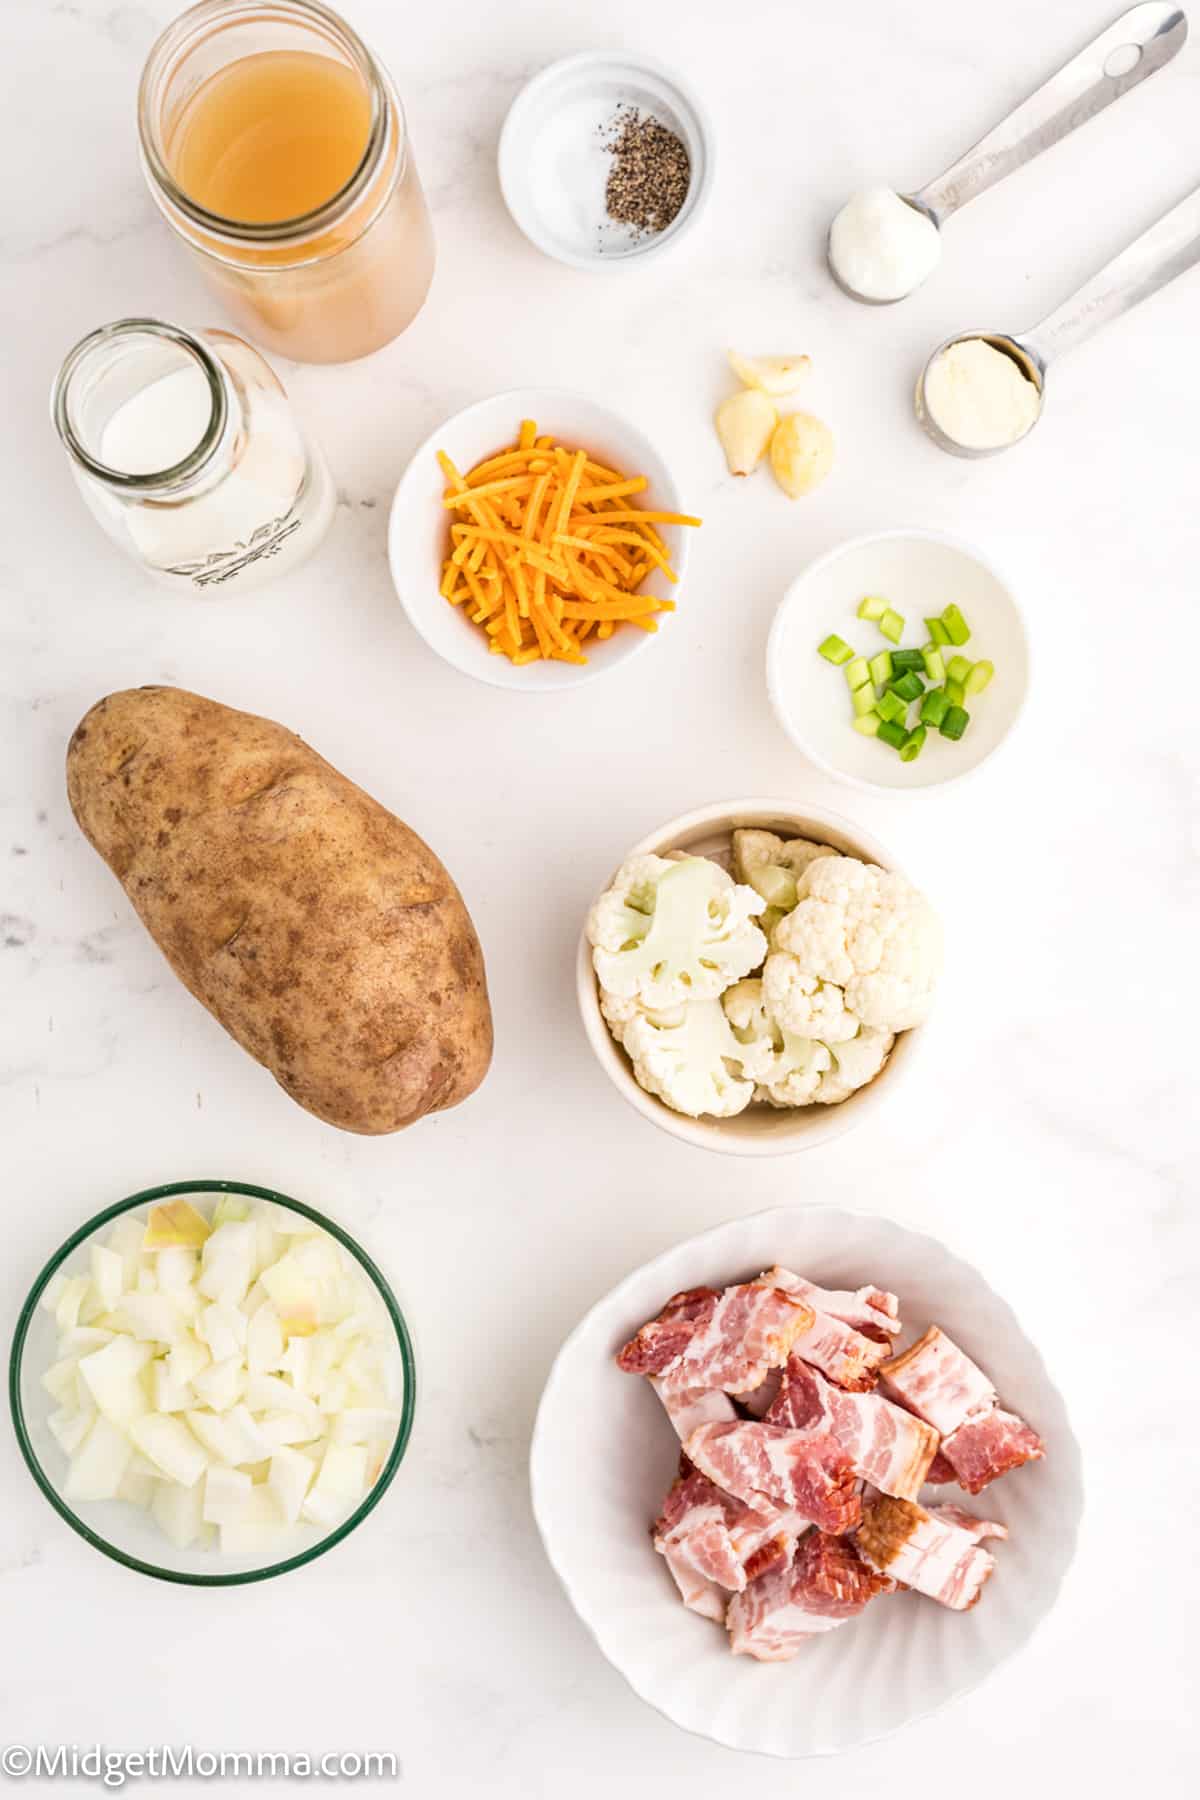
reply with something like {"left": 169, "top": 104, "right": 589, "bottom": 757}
{"left": 601, "top": 105, "right": 690, "bottom": 239}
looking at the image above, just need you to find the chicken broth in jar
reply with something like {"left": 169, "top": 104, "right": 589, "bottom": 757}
{"left": 165, "top": 49, "right": 373, "bottom": 225}
{"left": 139, "top": 1, "right": 435, "bottom": 365}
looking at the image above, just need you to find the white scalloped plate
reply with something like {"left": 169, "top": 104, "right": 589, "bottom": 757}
{"left": 530, "top": 1205, "right": 1082, "bottom": 1757}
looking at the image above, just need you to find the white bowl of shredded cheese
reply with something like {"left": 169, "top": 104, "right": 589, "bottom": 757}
{"left": 388, "top": 386, "right": 692, "bottom": 691}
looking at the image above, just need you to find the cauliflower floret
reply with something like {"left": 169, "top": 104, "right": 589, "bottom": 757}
{"left": 767, "top": 855, "right": 941, "bottom": 1034}
{"left": 759, "top": 958, "right": 861, "bottom": 1042}
{"left": 811, "top": 1027, "right": 894, "bottom": 1105}
{"left": 720, "top": 978, "right": 780, "bottom": 1081}
{"left": 599, "top": 988, "right": 685, "bottom": 1039}
{"left": 761, "top": 1037, "right": 834, "bottom": 1106}
{"left": 587, "top": 855, "right": 766, "bottom": 1010}
{"left": 721, "top": 977, "right": 835, "bottom": 1105}
{"left": 622, "top": 999, "right": 756, "bottom": 1119}
{"left": 731, "top": 829, "right": 837, "bottom": 915}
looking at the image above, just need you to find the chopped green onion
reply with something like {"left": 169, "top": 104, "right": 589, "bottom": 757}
{"left": 826, "top": 599, "right": 993, "bottom": 762}
{"left": 941, "top": 604, "right": 971, "bottom": 646}
{"left": 889, "top": 670, "right": 924, "bottom": 703}
{"left": 919, "top": 686, "right": 949, "bottom": 728}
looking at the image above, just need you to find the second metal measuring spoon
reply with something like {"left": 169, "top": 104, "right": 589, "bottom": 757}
{"left": 915, "top": 182, "right": 1200, "bottom": 455}
{"left": 828, "top": 3, "right": 1187, "bottom": 304}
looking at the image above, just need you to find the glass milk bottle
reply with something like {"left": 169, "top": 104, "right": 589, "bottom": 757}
{"left": 137, "top": 0, "right": 436, "bottom": 365}
{"left": 52, "top": 318, "right": 335, "bottom": 591}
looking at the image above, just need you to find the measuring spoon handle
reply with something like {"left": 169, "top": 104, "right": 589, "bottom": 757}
{"left": 912, "top": 4, "right": 1187, "bottom": 225}
{"left": 1021, "top": 183, "right": 1200, "bottom": 366}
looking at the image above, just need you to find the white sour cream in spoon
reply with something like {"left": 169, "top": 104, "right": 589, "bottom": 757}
{"left": 828, "top": 186, "right": 942, "bottom": 302}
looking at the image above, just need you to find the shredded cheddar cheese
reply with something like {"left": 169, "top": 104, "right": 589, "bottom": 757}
{"left": 438, "top": 420, "right": 700, "bottom": 666}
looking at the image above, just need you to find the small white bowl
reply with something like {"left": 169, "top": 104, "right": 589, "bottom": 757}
{"left": 767, "top": 529, "right": 1030, "bottom": 792}
{"left": 576, "top": 799, "right": 926, "bottom": 1156}
{"left": 498, "top": 52, "right": 714, "bottom": 271}
{"left": 387, "top": 388, "right": 691, "bottom": 692}
{"left": 530, "top": 1202, "right": 1083, "bottom": 1758}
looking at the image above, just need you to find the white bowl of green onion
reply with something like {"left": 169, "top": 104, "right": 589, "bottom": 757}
{"left": 767, "top": 529, "right": 1029, "bottom": 791}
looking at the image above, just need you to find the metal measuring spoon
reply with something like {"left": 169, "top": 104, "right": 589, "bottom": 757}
{"left": 827, "top": 3, "right": 1187, "bottom": 304}
{"left": 915, "top": 183, "right": 1200, "bottom": 455}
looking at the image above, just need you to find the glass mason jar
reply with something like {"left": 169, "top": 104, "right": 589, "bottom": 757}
{"left": 137, "top": 0, "right": 435, "bottom": 365}
{"left": 52, "top": 318, "right": 335, "bottom": 591}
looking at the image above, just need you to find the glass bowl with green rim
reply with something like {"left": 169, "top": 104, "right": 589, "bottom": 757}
{"left": 8, "top": 1179, "right": 416, "bottom": 1586}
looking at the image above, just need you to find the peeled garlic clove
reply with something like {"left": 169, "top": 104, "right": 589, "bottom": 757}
{"left": 769, "top": 411, "right": 834, "bottom": 498}
{"left": 728, "top": 351, "right": 812, "bottom": 396}
{"left": 715, "top": 389, "right": 777, "bottom": 476}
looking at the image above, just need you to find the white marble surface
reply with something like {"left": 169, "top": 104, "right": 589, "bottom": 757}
{"left": 2, "top": 0, "right": 1198, "bottom": 1792}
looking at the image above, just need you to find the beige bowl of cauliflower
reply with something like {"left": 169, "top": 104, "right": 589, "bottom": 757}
{"left": 577, "top": 800, "right": 941, "bottom": 1155}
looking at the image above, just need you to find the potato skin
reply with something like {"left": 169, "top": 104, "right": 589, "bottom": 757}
{"left": 66, "top": 686, "right": 493, "bottom": 1134}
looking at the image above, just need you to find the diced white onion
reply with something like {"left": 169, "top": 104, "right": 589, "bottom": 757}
{"left": 43, "top": 1196, "right": 398, "bottom": 1557}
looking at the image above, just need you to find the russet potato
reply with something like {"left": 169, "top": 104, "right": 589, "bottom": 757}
{"left": 66, "top": 686, "right": 493, "bottom": 1133}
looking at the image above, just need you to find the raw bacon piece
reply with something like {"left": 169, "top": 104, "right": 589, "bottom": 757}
{"left": 923, "top": 1449, "right": 958, "bottom": 1486}
{"left": 766, "top": 1356, "right": 939, "bottom": 1501}
{"left": 684, "top": 1421, "right": 861, "bottom": 1536}
{"left": 650, "top": 1379, "right": 737, "bottom": 1442}
{"left": 761, "top": 1267, "right": 901, "bottom": 1338}
{"left": 879, "top": 1325, "right": 996, "bottom": 1435}
{"left": 727, "top": 1531, "right": 896, "bottom": 1662}
{"left": 616, "top": 1287, "right": 719, "bottom": 1375}
{"left": 759, "top": 1267, "right": 891, "bottom": 1389}
{"left": 856, "top": 1494, "right": 1003, "bottom": 1611}
{"left": 926, "top": 1502, "right": 1008, "bottom": 1543}
{"left": 880, "top": 1326, "right": 1044, "bottom": 1493}
{"left": 742, "top": 1533, "right": 796, "bottom": 1584}
{"left": 651, "top": 1459, "right": 802, "bottom": 1614}
{"left": 661, "top": 1549, "right": 726, "bottom": 1622}
{"left": 727, "top": 1565, "right": 809, "bottom": 1663}
{"left": 795, "top": 1311, "right": 889, "bottom": 1392}
{"left": 731, "top": 1368, "right": 781, "bottom": 1418}
{"left": 617, "top": 1282, "right": 814, "bottom": 1398}
{"left": 762, "top": 1357, "right": 833, "bottom": 1430}
{"left": 938, "top": 1406, "right": 1045, "bottom": 1494}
